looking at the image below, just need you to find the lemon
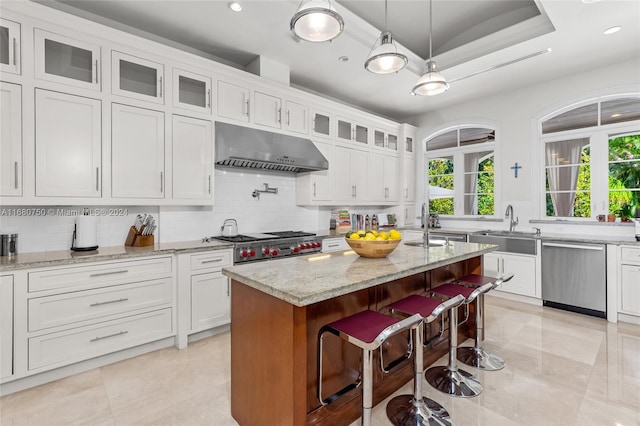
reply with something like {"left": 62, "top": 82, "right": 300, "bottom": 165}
{"left": 389, "top": 229, "right": 402, "bottom": 240}
{"left": 371, "top": 230, "right": 378, "bottom": 237}
{"left": 364, "top": 233, "right": 376, "bottom": 241}
{"left": 378, "top": 231, "right": 389, "bottom": 240}
{"left": 357, "top": 229, "right": 365, "bottom": 234}
{"left": 349, "top": 233, "right": 360, "bottom": 240}
{"left": 375, "top": 236, "right": 384, "bottom": 241}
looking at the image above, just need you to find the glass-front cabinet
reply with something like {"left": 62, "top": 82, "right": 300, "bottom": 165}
{"left": 405, "top": 136, "right": 414, "bottom": 154}
{"left": 0, "top": 18, "right": 20, "bottom": 75}
{"left": 172, "top": 68, "right": 212, "bottom": 113}
{"left": 311, "top": 108, "right": 332, "bottom": 139}
{"left": 373, "top": 128, "right": 398, "bottom": 151}
{"left": 34, "top": 29, "right": 101, "bottom": 91}
{"left": 336, "top": 116, "right": 369, "bottom": 145}
{"left": 112, "top": 51, "right": 164, "bottom": 104}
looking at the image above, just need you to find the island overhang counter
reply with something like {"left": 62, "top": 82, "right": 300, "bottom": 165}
{"left": 223, "top": 242, "right": 497, "bottom": 426}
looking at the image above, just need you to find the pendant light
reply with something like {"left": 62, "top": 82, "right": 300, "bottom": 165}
{"left": 412, "top": 0, "right": 449, "bottom": 96}
{"left": 364, "top": 0, "right": 408, "bottom": 74}
{"left": 290, "top": 0, "right": 344, "bottom": 43}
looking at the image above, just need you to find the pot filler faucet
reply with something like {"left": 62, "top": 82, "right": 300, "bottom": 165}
{"left": 505, "top": 204, "right": 519, "bottom": 232}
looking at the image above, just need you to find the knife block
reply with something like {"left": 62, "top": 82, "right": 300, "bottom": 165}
{"left": 124, "top": 226, "right": 155, "bottom": 247}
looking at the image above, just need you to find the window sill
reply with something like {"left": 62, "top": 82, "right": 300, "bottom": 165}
{"left": 530, "top": 219, "right": 634, "bottom": 226}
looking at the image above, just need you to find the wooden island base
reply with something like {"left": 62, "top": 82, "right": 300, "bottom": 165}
{"left": 230, "top": 256, "right": 481, "bottom": 426}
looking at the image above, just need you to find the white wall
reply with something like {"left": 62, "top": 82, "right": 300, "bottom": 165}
{"left": 408, "top": 57, "right": 640, "bottom": 239}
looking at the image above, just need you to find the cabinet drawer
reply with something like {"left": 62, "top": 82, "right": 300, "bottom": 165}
{"left": 28, "top": 256, "right": 172, "bottom": 293}
{"left": 28, "top": 308, "right": 172, "bottom": 371}
{"left": 190, "top": 250, "right": 231, "bottom": 271}
{"left": 621, "top": 246, "right": 640, "bottom": 263}
{"left": 28, "top": 278, "right": 173, "bottom": 332}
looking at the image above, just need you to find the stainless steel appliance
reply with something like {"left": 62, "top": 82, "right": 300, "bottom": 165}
{"left": 0, "top": 234, "right": 17, "bottom": 256}
{"left": 208, "top": 231, "right": 321, "bottom": 264}
{"left": 541, "top": 241, "right": 606, "bottom": 318}
{"left": 220, "top": 219, "right": 238, "bottom": 237}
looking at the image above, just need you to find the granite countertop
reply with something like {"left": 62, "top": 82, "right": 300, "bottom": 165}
{"left": 222, "top": 242, "right": 497, "bottom": 307}
{"left": 0, "top": 239, "right": 233, "bottom": 271}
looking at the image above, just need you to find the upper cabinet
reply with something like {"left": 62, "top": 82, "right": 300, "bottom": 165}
{"left": 35, "top": 89, "right": 102, "bottom": 197}
{"left": 35, "top": 29, "right": 101, "bottom": 91}
{"left": 311, "top": 108, "right": 333, "bottom": 140}
{"left": 373, "top": 128, "right": 399, "bottom": 152}
{"left": 296, "top": 141, "right": 333, "bottom": 205}
{"left": 112, "top": 51, "right": 164, "bottom": 104}
{"left": 217, "top": 80, "right": 250, "bottom": 123}
{"left": 0, "top": 18, "right": 20, "bottom": 75}
{"left": 405, "top": 135, "right": 414, "bottom": 155}
{"left": 172, "top": 68, "right": 212, "bottom": 114}
{"left": 0, "top": 82, "right": 22, "bottom": 196}
{"left": 336, "top": 115, "right": 369, "bottom": 146}
{"left": 172, "top": 115, "right": 213, "bottom": 202}
{"left": 254, "top": 90, "right": 282, "bottom": 129}
{"left": 283, "top": 100, "right": 308, "bottom": 135}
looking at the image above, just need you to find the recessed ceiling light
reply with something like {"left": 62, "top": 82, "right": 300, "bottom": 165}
{"left": 228, "top": 2, "right": 242, "bottom": 12}
{"left": 604, "top": 26, "right": 622, "bottom": 35}
{"left": 338, "top": 56, "right": 349, "bottom": 62}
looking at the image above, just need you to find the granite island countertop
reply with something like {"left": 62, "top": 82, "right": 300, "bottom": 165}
{"left": 0, "top": 239, "right": 233, "bottom": 271}
{"left": 222, "top": 241, "right": 497, "bottom": 307}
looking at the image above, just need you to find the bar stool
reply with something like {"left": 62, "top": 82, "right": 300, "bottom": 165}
{"left": 383, "top": 294, "right": 465, "bottom": 426}
{"left": 318, "top": 310, "right": 423, "bottom": 426}
{"left": 425, "top": 282, "right": 494, "bottom": 397}
{"left": 454, "top": 273, "right": 514, "bottom": 371}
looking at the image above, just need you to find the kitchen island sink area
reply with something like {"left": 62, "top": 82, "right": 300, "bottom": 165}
{"left": 223, "top": 242, "right": 496, "bottom": 426}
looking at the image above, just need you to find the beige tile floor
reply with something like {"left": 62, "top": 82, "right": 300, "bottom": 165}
{"left": 1, "top": 296, "right": 639, "bottom": 426}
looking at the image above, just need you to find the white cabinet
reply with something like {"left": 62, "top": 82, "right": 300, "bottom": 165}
{"left": 620, "top": 246, "right": 640, "bottom": 316}
{"left": 0, "top": 82, "right": 22, "bottom": 196}
{"left": 484, "top": 252, "right": 537, "bottom": 297}
{"left": 404, "top": 155, "right": 415, "bottom": 202}
{"left": 217, "top": 80, "right": 250, "bottom": 123}
{"left": 284, "top": 100, "right": 308, "bottom": 134}
{"left": 112, "top": 51, "right": 164, "bottom": 104}
{"left": 405, "top": 135, "right": 414, "bottom": 154}
{"left": 321, "top": 238, "right": 349, "bottom": 253}
{"left": 333, "top": 145, "right": 368, "bottom": 202}
{"left": 35, "top": 89, "right": 102, "bottom": 197}
{"left": 311, "top": 108, "right": 333, "bottom": 140}
{"left": 1, "top": 275, "right": 13, "bottom": 381}
{"left": 254, "top": 90, "right": 282, "bottom": 129}
{"left": 336, "top": 116, "right": 369, "bottom": 146}
{"left": 111, "top": 103, "right": 165, "bottom": 199}
{"left": 34, "top": 29, "right": 101, "bottom": 91}
{"left": 0, "top": 18, "right": 21, "bottom": 75}
{"left": 373, "top": 128, "right": 398, "bottom": 152}
{"left": 368, "top": 153, "right": 399, "bottom": 202}
{"left": 172, "top": 115, "right": 213, "bottom": 201}
{"left": 296, "top": 141, "right": 332, "bottom": 204}
{"left": 172, "top": 68, "right": 212, "bottom": 113}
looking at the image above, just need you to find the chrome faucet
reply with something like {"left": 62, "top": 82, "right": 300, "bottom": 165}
{"left": 421, "top": 202, "right": 430, "bottom": 244}
{"left": 505, "top": 204, "right": 519, "bottom": 232}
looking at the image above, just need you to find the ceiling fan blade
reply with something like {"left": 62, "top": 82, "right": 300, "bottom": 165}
{"left": 448, "top": 48, "right": 552, "bottom": 84}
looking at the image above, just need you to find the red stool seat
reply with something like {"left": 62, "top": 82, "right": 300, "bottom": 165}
{"left": 325, "top": 310, "right": 400, "bottom": 344}
{"left": 386, "top": 295, "right": 443, "bottom": 318}
{"left": 454, "top": 274, "right": 495, "bottom": 287}
{"left": 431, "top": 283, "right": 476, "bottom": 299}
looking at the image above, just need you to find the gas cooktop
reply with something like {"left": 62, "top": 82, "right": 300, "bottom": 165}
{"left": 211, "top": 231, "right": 315, "bottom": 243}
{"left": 207, "top": 231, "right": 321, "bottom": 263}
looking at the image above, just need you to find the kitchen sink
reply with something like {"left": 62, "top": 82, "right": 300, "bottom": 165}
{"left": 404, "top": 240, "right": 446, "bottom": 248}
{"left": 468, "top": 231, "right": 537, "bottom": 255}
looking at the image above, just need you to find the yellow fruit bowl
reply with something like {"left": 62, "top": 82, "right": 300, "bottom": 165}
{"left": 345, "top": 238, "right": 401, "bottom": 258}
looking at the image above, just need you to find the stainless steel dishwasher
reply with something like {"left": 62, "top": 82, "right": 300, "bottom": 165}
{"left": 541, "top": 241, "right": 606, "bottom": 318}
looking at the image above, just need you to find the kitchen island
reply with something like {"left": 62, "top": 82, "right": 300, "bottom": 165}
{"left": 222, "top": 241, "right": 496, "bottom": 426}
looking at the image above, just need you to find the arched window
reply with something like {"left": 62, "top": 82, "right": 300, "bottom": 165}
{"left": 540, "top": 95, "right": 640, "bottom": 219}
{"left": 425, "top": 125, "right": 497, "bottom": 217}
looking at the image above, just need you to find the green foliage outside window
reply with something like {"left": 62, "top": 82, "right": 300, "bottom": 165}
{"left": 477, "top": 157, "right": 494, "bottom": 215}
{"left": 428, "top": 158, "right": 453, "bottom": 215}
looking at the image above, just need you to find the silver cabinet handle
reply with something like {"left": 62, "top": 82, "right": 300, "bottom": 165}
{"left": 244, "top": 99, "right": 249, "bottom": 117}
{"left": 13, "top": 38, "right": 17, "bottom": 66}
{"left": 160, "top": 171, "right": 164, "bottom": 193}
{"left": 90, "top": 298, "right": 129, "bottom": 307}
{"left": 287, "top": 110, "right": 290, "bottom": 125}
{"left": 277, "top": 107, "right": 281, "bottom": 124}
{"left": 201, "top": 258, "right": 222, "bottom": 264}
{"left": 14, "top": 161, "right": 18, "bottom": 189}
{"left": 159, "top": 76, "right": 163, "bottom": 97}
{"left": 90, "top": 270, "right": 128, "bottom": 278}
{"left": 496, "top": 258, "right": 500, "bottom": 272}
{"left": 501, "top": 258, "right": 505, "bottom": 272}
{"left": 542, "top": 242, "right": 604, "bottom": 251}
{"left": 90, "top": 330, "right": 128, "bottom": 342}
{"left": 96, "top": 167, "right": 99, "bottom": 191}
{"left": 208, "top": 174, "right": 212, "bottom": 194}
{"left": 352, "top": 127, "right": 355, "bottom": 140}
{"left": 95, "top": 59, "right": 99, "bottom": 84}
{"left": 354, "top": 185, "right": 357, "bottom": 198}
{"left": 327, "top": 243, "right": 340, "bottom": 248}
{"left": 207, "top": 89, "right": 211, "bottom": 108}
{"left": 313, "top": 182, "right": 316, "bottom": 197}
{"left": 227, "top": 282, "right": 230, "bottom": 297}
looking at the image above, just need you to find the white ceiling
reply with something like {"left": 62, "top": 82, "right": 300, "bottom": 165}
{"left": 41, "top": 0, "right": 640, "bottom": 122}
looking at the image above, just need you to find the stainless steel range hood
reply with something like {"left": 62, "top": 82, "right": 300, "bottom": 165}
{"left": 215, "top": 122, "right": 328, "bottom": 173}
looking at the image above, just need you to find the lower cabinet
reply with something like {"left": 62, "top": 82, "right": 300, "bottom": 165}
{"left": 191, "top": 272, "right": 230, "bottom": 331}
{"left": 1, "top": 275, "right": 13, "bottom": 381}
{"left": 620, "top": 246, "right": 640, "bottom": 316}
{"left": 484, "top": 251, "right": 538, "bottom": 298}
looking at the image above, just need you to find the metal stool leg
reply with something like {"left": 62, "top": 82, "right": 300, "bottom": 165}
{"left": 386, "top": 321, "right": 451, "bottom": 425}
{"left": 425, "top": 305, "right": 483, "bottom": 397}
{"left": 457, "top": 292, "right": 505, "bottom": 370}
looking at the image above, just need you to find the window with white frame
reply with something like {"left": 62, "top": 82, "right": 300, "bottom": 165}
{"left": 425, "top": 126, "right": 496, "bottom": 216}
{"left": 540, "top": 96, "right": 640, "bottom": 219}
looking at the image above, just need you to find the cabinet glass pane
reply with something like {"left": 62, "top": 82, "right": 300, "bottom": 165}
{"left": 338, "top": 120, "right": 351, "bottom": 140}
{"left": 314, "top": 113, "right": 330, "bottom": 136}
{"left": 119, "top": 60, "right": 157, "bottom": 97}
{"left": 355, "top": 124, "right": 368, "bottom": 144}
{"left": 374, "top": 130, "right": 385, "bottom": 147}
{"left": 388, "top": 134, "right": 398, "bottom": 150}
{"left": 406, "top": 137, "right": 413, "bottom": 153}
{"left": 179, "top": 75, "right": 206, "bottom": 108}
{"left": 44, "top": 39, "right": 92, "bottom": 83}
{"left": 0, "top": 26, "right": 9, "bottom": 65}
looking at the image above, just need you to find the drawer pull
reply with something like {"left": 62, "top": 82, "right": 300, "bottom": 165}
{"left": 327, "top": 244, "right": 340, "bottom": 248}
{"left": 89, "top": 270, "right": 128, "bottom": 278}
{"left": 201, "top": 258, "right": 223, "bottom": 264}
{"left": 90, "top": 330, "right": 128, "bottom": 342}
{"left": 90, "top": 298, "right": 129, "bottom": 307}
